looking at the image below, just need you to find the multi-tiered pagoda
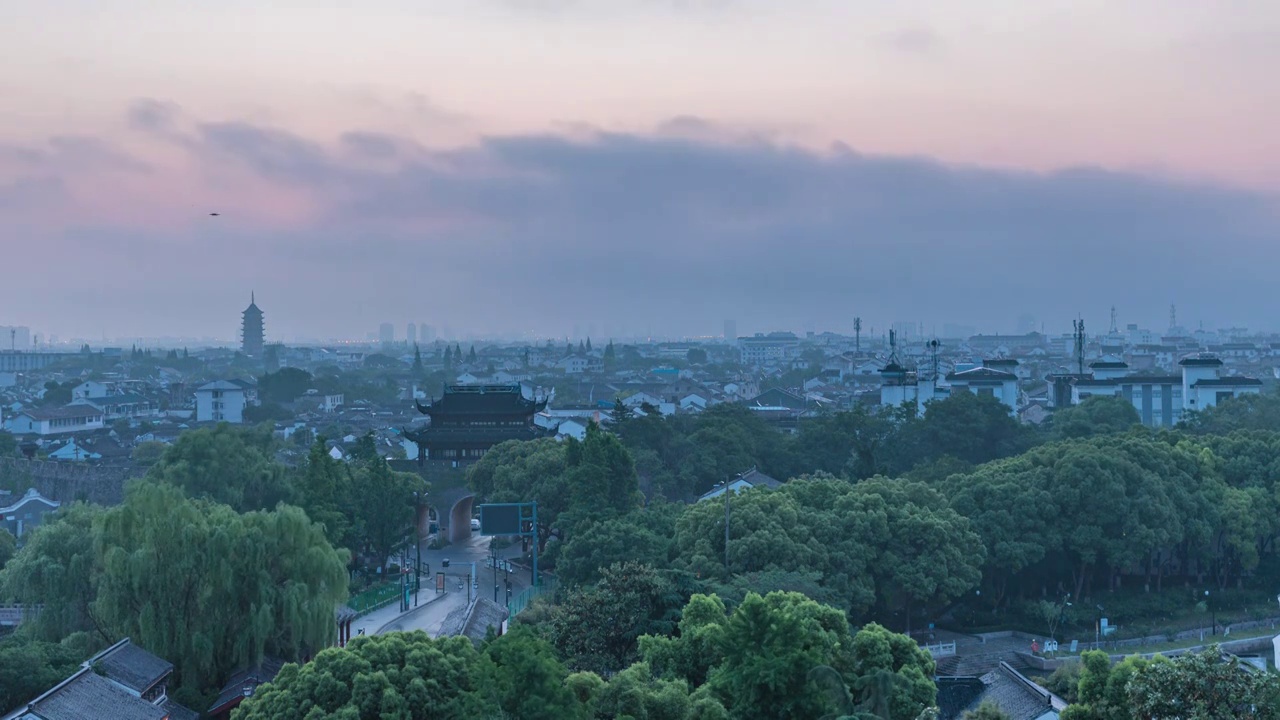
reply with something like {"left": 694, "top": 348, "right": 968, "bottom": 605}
{"left": 241, "top": 293, "right": 264, "bottom": 357}
{"left": 404, "top": 384, "right": 550, "bottom": 465}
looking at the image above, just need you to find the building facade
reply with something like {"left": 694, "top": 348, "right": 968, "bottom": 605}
{"left": 403, "top": 384, "right": 551, "bottom": 466}
{"left": 194, "top": 381, "right": 247, "bottom": 423}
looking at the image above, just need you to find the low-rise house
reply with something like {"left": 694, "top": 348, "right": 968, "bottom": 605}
{"left": 6, "top": 406, "right": 105, "bottom": 436}
{"left": 2, "top": 638, "right": 197, "bottom": 720}
{"left": 0, "top": 488, "right": 60, "bottom": 541}
{"left": 207, "top": 657, "right": 286, "bottom": 719}
{"left": 697, "top": 467, "right": 782, "bottom": 502}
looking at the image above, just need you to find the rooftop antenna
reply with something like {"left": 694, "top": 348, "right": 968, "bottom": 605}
{"left": 1170, "top": 304, "right": 1177, "bottom": 331}
{"left": 9, "top": 329, "right": 13, "bottom": 353}
{"left": 1109, "top": 306, "right": 1118, "bottom": 335}
{"left": 929, "top": 339, "right": 940, "bottom": 381}
{"left": 854, "top": 317, "right": 862, "bottom": 353}
{"left": 887, "top": 329, "right": 899, "bottom": 366}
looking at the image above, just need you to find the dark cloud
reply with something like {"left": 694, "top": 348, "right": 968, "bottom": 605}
{"left": 6, "top": 105, "right": 1280, "bottom": 338}
{"left": 127, "top": 98, "right": 183, "bottom": 135}
{"left": 0, "top": 135, "right": 150, "bottom": 174}
{"left": 882, "top": 26, "right": 944, "bottom": 56}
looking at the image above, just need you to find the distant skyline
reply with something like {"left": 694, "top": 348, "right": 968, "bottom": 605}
{"left": 3, "top": 1, "right": 1279, "bottom": 339}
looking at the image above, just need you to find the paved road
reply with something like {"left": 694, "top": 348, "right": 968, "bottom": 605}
{"left": 379, "top": 591, "right": 469, "bottom": 636}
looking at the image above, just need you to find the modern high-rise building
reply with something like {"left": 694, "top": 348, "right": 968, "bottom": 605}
{"left": 407, "top": 322, "right": 418, "bottom": 345}
{"left": 241, "top": 294, "right": 265, "bottom": 357}
{"left": 723, "top": 319, "right": 737, "bottom": 341}
{"left": 379, "top": 323, "right": 395, "bottom": 344}
{"left": 421, "top": 324, "right": 435, "bottom": 342}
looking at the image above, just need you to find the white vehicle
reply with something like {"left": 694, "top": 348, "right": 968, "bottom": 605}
{"left": 470, "top": 518, "right": 480, "bottom": 531}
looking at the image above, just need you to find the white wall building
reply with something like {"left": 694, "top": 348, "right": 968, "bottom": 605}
{"left": 194, "top": 381, "right": 247, "bottom": 423}
{"left": 6, "top": 406, "right": 105, "bottom": 436}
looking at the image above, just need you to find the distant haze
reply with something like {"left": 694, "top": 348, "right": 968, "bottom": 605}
{"left": 2, "top": 1, "right": 1279, "bottom": 340}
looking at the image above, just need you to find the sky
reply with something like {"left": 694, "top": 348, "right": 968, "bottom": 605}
{"left": 2, "top": 0, "right": 1279, "bottom": 343}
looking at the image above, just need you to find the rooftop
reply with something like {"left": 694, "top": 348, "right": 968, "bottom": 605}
{"left": 15, "top": 671, "right": 167, "bottom": 720}
{"left": 92, "top": 639, "right": 174, "bottom": 695}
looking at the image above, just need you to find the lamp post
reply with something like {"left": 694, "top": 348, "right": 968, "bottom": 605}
{"left": 492, "top": 545, "right": 500, "bottom": 604}
{"left": 1205, "top": 590, "right": 1215, "bottom": 636}
{"left": 1095, "top": 605, "right": 1104, "bottom": 651}
{"left": 413, "top": 490, "right": 423, "bottom": 606}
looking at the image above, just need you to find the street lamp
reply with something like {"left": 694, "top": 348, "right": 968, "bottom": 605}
{"left": 1205, "top": 590, "right": 1215, "bottom": 636}
{"left": 413, "top": 490, "right": 423, "bottom": 607}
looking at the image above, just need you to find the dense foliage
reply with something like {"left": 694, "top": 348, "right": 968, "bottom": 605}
{"left": 0, "top": 483, "right": 349, "bottom": 704}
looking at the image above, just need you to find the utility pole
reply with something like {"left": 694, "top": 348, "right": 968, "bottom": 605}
{"left": 723, "top": 476, "right": 733, "bottom": 572}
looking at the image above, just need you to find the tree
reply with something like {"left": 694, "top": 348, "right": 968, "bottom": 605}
{"left": 293, "top": 437, "right": 355, "bottom": 549}
{"left": 551, "top": 562, "right": 682, "bottom": 674}
{"left": 469, "top": 424, "right": 640, "bottom": 552}
{"left": 348, "top": 457, "right": 423, "bottom": 569}
{"left": 93, "top": 482, "right": 349, "bottom": 698}
{"left": 1051, "top": 396, "right": 1142, "bottom": 439}
{"left": 468, "top": 344, "right": 477, "bottom": 364}
{"left": 258, "top": 367, "right": 313, "bottom": 404}
{"left": 130, "top": 440, "right": 168, "bottom": 468}
{"left": 604, "top": 340, "right": 616, "bottom": 369}
{"left": 554, "top": 508, "right": 677, "bottom": 586}
{"left": 687, "top": 347, "right": 708, "bottom": 365}
{"left": 145, "top": 424, "right": 293, "bottom": 512}
{"left": 0, "top": 431, "right": 15, "bottom": 458}
{"left": 709, "top": 592, "right": 858, "bottom": 720}
{"left": 0, "top": 503, "right": 105, "bottom": 642}
{"left": 906, "top": 391, "right": 1035, "bottom": 469}
{"left": 484, "top": 626, "right": 587, "bottom": 720}
{"left": 849, "top": 622, "right": 937, "bottom": 720}
{"left": 412, "top": 343, "right": 424, "bottom": 373}
{"left": 1125, "top": 647, "right": 1280, "bottom": 720}
{"left": 609, "top": 397, "right": 632, "bottom": 431}
{"left": 234, "top": 632, "right": 499, "bottom": 720}
{"left": 0, "top": 528, "right": 14, "bottom": 570}
{"left": 0, "top": 635, "right": 97, "bottom": 713}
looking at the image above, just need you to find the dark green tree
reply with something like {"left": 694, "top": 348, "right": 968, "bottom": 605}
{"left": 468, "top": 344, "right": 477, "bottom": 363}
{"left": 145, "top": 424, "right": 293, "bottom": 512}
{"left": 234, "top": 632, "right": 499, "bottom": 719}
{"left": 484, "top": 626, "right": 587, "bottom": 720}
{"left": 687, "top": 348, "right": 708, "bottom": 364}
{"left": 1125, "top": 647, "right": 1280, "bottom": 720}
{"left": 258, "top": 367, "right": 313, "bottom": 404}
{"left": 412, "top": 343, "right": 424, "bottom": 373}
{"left": 1051, "top": 396, "right": 1142, "bottom": 439}
{"left": 551, "top": 562, "right": 682, "bottom": 674}
{"left": 0, "top": 528, "right": 15, "bottom": 570}
{"left": 0, "top": 503, "right": 106, "bottom": 642}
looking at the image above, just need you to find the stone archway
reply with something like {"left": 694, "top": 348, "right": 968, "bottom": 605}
{"left": 448, "top": 494, "right": 475, "bottom": 544}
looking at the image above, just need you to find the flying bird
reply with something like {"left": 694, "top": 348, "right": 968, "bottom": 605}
{"left": 209, "top": 212, "right": 220, "bottom": 216}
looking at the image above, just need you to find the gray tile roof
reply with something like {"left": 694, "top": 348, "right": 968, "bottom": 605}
{"left": 162, "top": 699, "right": 200, "bottom": 720}
{"left": 94, "top": 641, "right": 173, "bottom": 694}
{"left": 21, "top": 671, "right": 168, "bottom": 720}
{"left": 959, "top": 664, "right": 1058, "bottom": 720}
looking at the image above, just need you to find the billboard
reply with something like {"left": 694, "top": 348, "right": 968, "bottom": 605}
{"left": 479, "top": 504, "right": 523, "bottom": 536}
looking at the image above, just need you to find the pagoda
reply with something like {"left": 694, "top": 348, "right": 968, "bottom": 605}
{"left": 404, "top": 384, "right": 551, "bottom": 465}
{"left": 241, "top": 293, "right": 265, "bottom": 357}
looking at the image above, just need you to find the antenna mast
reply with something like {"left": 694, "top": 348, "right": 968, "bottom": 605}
{"left": 1073, "top": 319, "right": 1086, "bottom": 375}
{"left": 1109, "top": 306, "right": 1118, "bottom": 335}
{"left": 854, "top": 317, "right": 862, "bottom": 353}
{"left": 1169, "top": 304, "right": 1177, "bottom": 331}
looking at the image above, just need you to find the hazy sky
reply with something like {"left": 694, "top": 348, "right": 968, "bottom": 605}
{"left": 3, "top": 1, "right": 1279, "bottom": 342}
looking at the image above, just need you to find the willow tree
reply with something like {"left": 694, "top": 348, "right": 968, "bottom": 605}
{"left": 93, "top": 483, "right": 349, "bottom": 695}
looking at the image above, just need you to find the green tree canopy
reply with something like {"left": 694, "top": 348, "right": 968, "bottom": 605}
{"left": 233, "top": 632, "right": 499, "bottom": 720}
{"left": 1050, "top": 396, "right": 1142, "bottom": 440}
{"left": 145, "top": 424, "right": 293, "bottom": 512}
{"left": 258, "top": 367, "right": 313, "bottom": 404}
